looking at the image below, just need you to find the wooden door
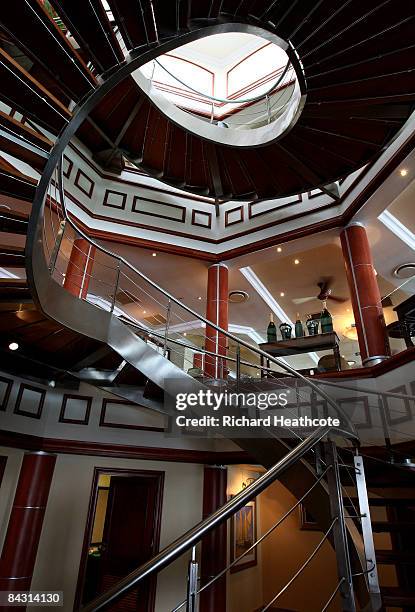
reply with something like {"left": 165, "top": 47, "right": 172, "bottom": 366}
{"left": 98, "top": 475, "right": 161, "bottom": 612}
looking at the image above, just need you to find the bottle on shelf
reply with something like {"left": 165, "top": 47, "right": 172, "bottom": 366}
{"left": 295, "top": 313, "right": 304, "bottom": 338}
{"left": 320, "top": 302, "right": 334, "bottom": 333}
{"left": 267, "top": 312, "right": 277, "bottom": 342}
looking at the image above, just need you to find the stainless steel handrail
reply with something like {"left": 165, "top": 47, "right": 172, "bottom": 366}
{"left": 310, "top": 378, "right": 415, "bottom": 402}
{"left": 81, "top": 425, "right": 330, "bottom": 612}
{"left": 55, "top": 156, "right": 357, "bottom": 436}
{"left": 171, "top": 465, "right": 332, "bottom": 612}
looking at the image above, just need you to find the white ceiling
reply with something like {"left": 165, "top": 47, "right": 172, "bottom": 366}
{"left": 167, "top": 32, "right": 287, "bottom": 71}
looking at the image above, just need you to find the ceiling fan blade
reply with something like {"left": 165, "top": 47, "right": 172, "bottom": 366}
{"left": 319, "top": 276, "right": 334, "bottom": 291}
{"left": 292, "top": 296, "right": 315, "bottom": 305}
{"left": 328, "top": 295, "right": 348, "bottom": 303}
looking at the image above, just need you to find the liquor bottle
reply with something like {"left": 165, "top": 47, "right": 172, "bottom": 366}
{"left": 320, "top": 302, "right": 333, "bottom": 333}
{"left": 295, "top": 313, "right": 304, "bottom": 338}
{"left": 267, "top": 313, "right": 277, "bottom": 342}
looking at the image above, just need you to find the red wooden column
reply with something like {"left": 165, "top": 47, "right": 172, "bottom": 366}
{"left": 340, "top": 223, "right": 390, "bottom": 366}
{"left": 63, "top": 238, "right": 95, "bottom": 299}
{"left": 200, "top": 466, "right": 227, "bottom": 612}
{"left": 204, "top": 263, "right": 229, "bottom": 378}
{"left": 193, "top": 353, "right": 203, "bottom": 369}
{"left": 0, "top": 452, "right": 56, "bottom": 606}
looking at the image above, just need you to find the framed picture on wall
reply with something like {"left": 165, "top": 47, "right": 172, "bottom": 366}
{"left": 299, "top": 503, "right": 319, "bottom": 531}
{"left": 230, "top": 499, "right": 257, "bottom": 572}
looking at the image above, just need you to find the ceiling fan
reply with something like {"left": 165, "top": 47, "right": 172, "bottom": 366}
{"left": 293, "top": 278, "right": 348, "bottom": 305}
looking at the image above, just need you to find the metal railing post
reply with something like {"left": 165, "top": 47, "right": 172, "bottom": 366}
{"left": 236, "top": 344, "right": 241, "bottom": 393}
{"left": 266, "top": 94, "right": 271, "bottom": 124}
{"left": 186, "top": 546, "right": 199, "bottom": 612}
{"left": 353, "top": 455, "right": 382, "bottom": 611}
{"left": 324, "top": 441, "right": 356, "bottom": 612}
{"left": 48, "top": 219, "right": 66, "bottom": 273}
{"left": 164, "top": 299, "right": 171, "bottom": 357}
{"left": 110, "top": 260, "right": 121, "bottom": 314}
{"left": 377, "top": 395, "right": 393, "bottom": 461}
{"left": 311, "top": 389, "right": 323, "bottom": 476}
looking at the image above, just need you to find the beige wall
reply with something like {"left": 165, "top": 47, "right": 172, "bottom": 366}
{"left": 0, "top": 448, "right": 204, "bottom": 612}
{"left": 260, "top": 481, "right": 339, "bottom": 612}
{"left": 227, "top": 465, "right": 264, "bottom": 612}
{"left": 225, "top": 464, "right": 341, "bottom": 612}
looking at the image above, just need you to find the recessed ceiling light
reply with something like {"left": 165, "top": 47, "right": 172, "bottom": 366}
{"left": 400, "top": 168, "right": 408, "bottom": 177}
{"left": 9, "top": 342, "right": 19, "bottom": 351}
{"left": 394, "top": 263, "right": 415, "bottom": 279}
{"left": 277, "top": 247, "right": 282, "bottom": 253}
{"left": 198, "top": 296, "right": 202, "bottom": 300}
{"left": 143, "top": 310, "right": 147, "bottom": 314}
{"left": 294, "top": 259, "right": 300, "bottom": 265}
{"left": 183, "top": 332, "right": 187, "bottom": 336}
{"left": 152, "top": 252, "right": 157, "bottom": 257}
{"left": 229, "top": 290, "right": 249, "bottom": 303}
{"left": 347, "top": 360, "right": 356, "bottom": 366}
{"left": 280, "top": 292, "right": 285, "bottom": 297}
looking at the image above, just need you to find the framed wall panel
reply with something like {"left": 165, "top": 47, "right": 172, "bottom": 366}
{"left": 14, "top": 384, "right": 46, "bottom": 419}
{"left": 59, "top": 394, "right": 92, "bottom": 425}
{"left": 0, "top": 376, "right": 13, "bottom": 411}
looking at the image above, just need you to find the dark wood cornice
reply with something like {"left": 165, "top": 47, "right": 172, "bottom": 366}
{"left": 0, "top": 430, "right": 252, "bottom": 464}
{"left": 314, "top": 346, "right": 415, "bottom": 380}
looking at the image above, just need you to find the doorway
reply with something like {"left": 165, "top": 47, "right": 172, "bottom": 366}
{"left": 76, "top": 469, "right": 164, "bottom": 611}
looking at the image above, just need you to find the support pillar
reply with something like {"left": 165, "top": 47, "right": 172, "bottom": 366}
{"left": 200, "top": 466, "right": 227, "bottom": 612}
{"left": 0, "top": 452, "right": 56, "bottom": 606}
{"left": 340, "top": 224, "right": 390, "bottom": 366}
{"left": 204, "top": 263, "right": 228, "bottom": 379}
{"left": 193, "top": 353, "right": 203, "bottom": 370}
{"left": 63, "top": 238, "right": 95, "bottom": 299}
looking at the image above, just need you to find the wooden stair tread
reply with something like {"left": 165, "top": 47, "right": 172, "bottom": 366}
{"left": 372, "top": 521, "right": 415, "bottom": 532}
{"left": 0, "top": 278, "right": 27, "bottom": 287}
{"left": 376, "top": 549, "right": 415, "bottom": 564}
{"left": 0, "top": 244, "right": 25, "bottom": 254}
{"left": 381, "top": 587, "right": 415, "bottom": 606}
{"left": 347, "top": 496, "right": 415, "bottom": 507}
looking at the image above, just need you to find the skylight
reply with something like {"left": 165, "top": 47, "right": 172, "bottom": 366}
{"left": 139, "top": 32, "right": 296, "bottom": 125}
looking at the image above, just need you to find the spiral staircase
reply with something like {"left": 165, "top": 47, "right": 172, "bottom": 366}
{"left": 0, "top": 0, "right": 414, "bottom": 199}
{"left": 1, "top": 1, "right": 415, "bottom": 610}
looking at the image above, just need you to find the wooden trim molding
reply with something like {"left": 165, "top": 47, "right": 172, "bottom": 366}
{"left": 59, "top": 394, "right": 92, "bottom": 425}
{"left": 102, "top": 188, "right": 127, "bottom": 210}
{"left": 132, "top": 195, "right": 186, "bottom": 223}
{"left": 74, "top": 168, "right": 94, "bottom": 199}
{"left": 225, "top": 205, "right": 244, "bottom": 227}
{"left": 308, "top": 189, "right": 326, "bottom": 200}
{"left": 0, "top": 455, "right": 7, "bottom": 487}
{"left": 337, "top": 396, "right": 372, "bottom": 429}
{"left": 62, "top": 155, "right": 73, "bottom": 179}
{"left": 60, "top": 123, "right": 415, "bottom": 262}
{"left": 0, "top": 430, "right": 252, "bottom": 464}
{"left": 192, "top": 209, "right": 212, "bottom": 229}
{"left": 13, "top": 383, "right": 46, "bottom": 419}
{"left": 313, "top": 347, "right": 415, "bottom": 380}
{"left": 384, "top": 385, "right": 412, "bottom": 426}
{"left": 0, "top": 375, "right": 13, "bottom": 411}
{"left": 99, "top": 398, "right": 165, "bottom": 432}
{"left": 248, "top": 194, "right": 302, "bottom": 219}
